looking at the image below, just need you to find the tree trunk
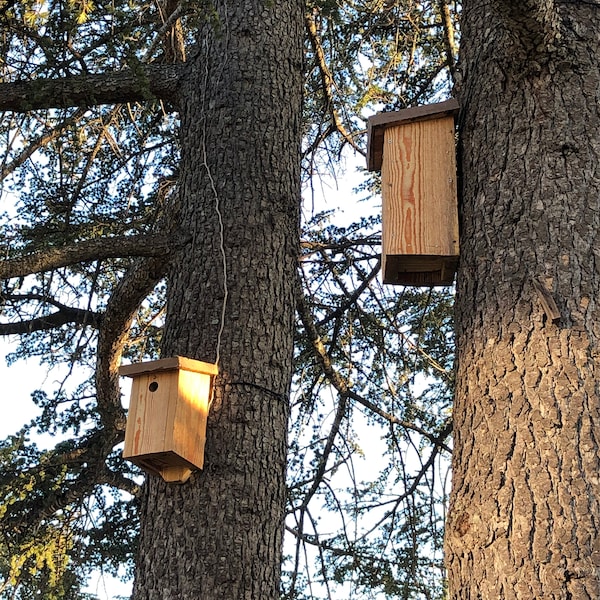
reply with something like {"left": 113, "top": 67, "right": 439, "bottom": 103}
{"left": 446, "top": 2, "right": 600, "bottom": 598}
{"left": 131, "top": 1, "right": 303, "bottom": 598}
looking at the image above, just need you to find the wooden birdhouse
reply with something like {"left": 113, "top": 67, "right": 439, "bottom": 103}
{"left": 367, "top": 98, "right": 460, "bottom": 286}
{"left": 119, "top": 356, "right": 218, "bottom": 483}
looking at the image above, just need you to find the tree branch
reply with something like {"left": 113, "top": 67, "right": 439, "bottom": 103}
{"left": 0, "top": 64, "right": 184, "bottom": 112}
{"left": 0, "top": 293, "right": 102, "bottom": 334}
{"left": 300, "top": 236, "right": 380, "bottom": 256}
{"left": 295, "top": 273, "right": 452, "bottom": 453}
{"left": 0, "top": 234, "right": 177, "bottom": 279}
{"left": 438, "top": 0, "right": 458, "bottom": 81}
{"left": 0, "top": 307, "right": 101, "bottom": 335}
{"left": 0, "top": 429, "right": 139, "bottom": 535}
{"left": 305, "top": 12, "right": 365, "bottom": 156}
{"left": 0, "top": 108, "right": 88, "bottom": 180}
{"left": 95, "top": 254, "right": 171, "bottom": 431}
{"left": 316, "top": 256, "right": 380, "bottom": 327}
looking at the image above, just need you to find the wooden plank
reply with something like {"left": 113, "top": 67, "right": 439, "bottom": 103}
{"left": 172, "top": 369, "right": 211, "bottom": 469}
{"left": 381, "top": 115, "right": 459, "bottom": 285}
{"left": 123, "top": 370, "right": 179, "bottom": 458}
{"left": 383, "top": 254, "right": 458, "bottom": 286}
{"left": 122, "top": 361, "right": 216, "bottom": 481}
{"left": 128, "top": 452, "right": 196, "bottom": 483}
{"left": 367, "top": 98, "right": 459, "bottom": 171}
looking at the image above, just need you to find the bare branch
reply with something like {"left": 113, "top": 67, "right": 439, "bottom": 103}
{"left": 0, "top": 65, "right": 184, "bottom": 112}
{"left": 0, "top": 293, "right": 102, "bottom": 334}
{"left": 316, "top": 256, "right": 380, "bottom": 327}
{"left": 295, "top": 273, "right": 452, "bottom": 452}
{"left": 300, "top": 236, "right": 380, "bottom": 255}
{"left": 152, "top": 0, "right": 187, "bottom": 63}
{"left": 0, "top": 234, "right": 176, "bottom": 279}
{"left": 101, "top": 469, "right": 141, "bottom": 497}
{"left": 438, "top": 0, "right": 458, "bottom": 81}
{"left": 302, "top": 396, "right": 347, "bottom": 511}
{"left": 1, "top": 108, "right": 88, "bottom": 180}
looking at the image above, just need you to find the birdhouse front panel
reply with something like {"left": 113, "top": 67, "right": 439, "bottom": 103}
{"left": 124, "top": 370, "right": 175, "bottom": 456}
{"left": 120, "top": 356, "right": 217, "bottom": 483}
{"left": 381, "top": 115, "right": 458, "bottom": 285}
{"left": 367, "top": 98, "right": 460, "bottom": 286}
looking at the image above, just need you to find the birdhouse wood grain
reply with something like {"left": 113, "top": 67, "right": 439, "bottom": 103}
{"left": 119, "top": 356, "right": 218, "bottom": 483}
{"left": 367, "top": 99, "right": 460, "bottom": 286}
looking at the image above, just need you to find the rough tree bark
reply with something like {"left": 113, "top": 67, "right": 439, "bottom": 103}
{"left": 446, "top": 2, "right": 600, "bottom": 598}
{"left": 131, "top": 1, "right": 303, "bottom": 598}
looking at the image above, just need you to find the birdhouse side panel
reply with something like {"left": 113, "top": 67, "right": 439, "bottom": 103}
{"left": 171, "top": 369, "right": 212, "bottom": 469}
{"left": 123, "top": 371, "right": 179, "bottom": 459}
{"left": 381, "top": 116, "right": 458, "bottom": 260}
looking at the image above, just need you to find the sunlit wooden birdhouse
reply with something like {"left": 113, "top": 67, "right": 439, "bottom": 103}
{"left": 367, "top": 98, "right": 460, "bottom": 286}
{"left": 119, "top": 356, "right": 218, "bottom": 483}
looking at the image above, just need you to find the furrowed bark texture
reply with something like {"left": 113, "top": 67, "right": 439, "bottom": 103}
{"left": 131, "top": 1, "right": 303, "bottom": 598}
{"left": 446, "top": 2, "right": 600, "bottom": 598}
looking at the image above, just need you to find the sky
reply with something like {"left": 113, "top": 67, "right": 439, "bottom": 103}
{"left": 0, "top": 352, "right": 45, "bottom": 437}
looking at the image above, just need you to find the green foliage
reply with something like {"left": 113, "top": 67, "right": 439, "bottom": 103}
{"left": 303, "top": 0, "right": 456, "bottom": 173}
{"left": 0, "top": 428, "right": 138, "bottom": 597}
{"left": 0, "top": 435, "right": 82, "bottom": 598}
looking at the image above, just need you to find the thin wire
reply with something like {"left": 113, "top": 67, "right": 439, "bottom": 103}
{"left": 204, "top": 152, "right": 228, "bottom": 367}
{"left": 199, "top": 4, "right": 229, "bottom": 368}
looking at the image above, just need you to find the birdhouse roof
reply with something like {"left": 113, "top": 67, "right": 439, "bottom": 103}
{"left": 366, "top": 98, "right": 459, "bottom": 172}
{"left": 119, "top": 356, "right": 218, "bottom": 378}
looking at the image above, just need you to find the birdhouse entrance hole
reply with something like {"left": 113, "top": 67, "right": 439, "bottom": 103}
{"left": 119, "top": 356, "right": 218, "bottom": 483}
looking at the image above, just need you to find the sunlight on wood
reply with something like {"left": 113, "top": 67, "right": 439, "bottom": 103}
{"left": 119, "top": 356, "right": 218, "bottom": 483}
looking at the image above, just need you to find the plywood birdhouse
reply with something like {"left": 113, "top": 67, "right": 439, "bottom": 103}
{"left": 119, "top": 356, "right": 218, "bottom": 483}
{"left": 367, "top": 98, "right": 460, "bottom": 286}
